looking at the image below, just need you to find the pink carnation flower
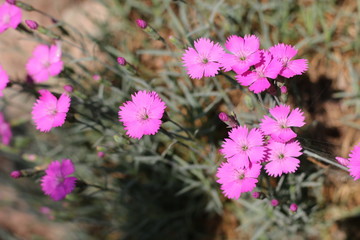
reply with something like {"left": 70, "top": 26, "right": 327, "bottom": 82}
{"left": 235, "top": 50, "right": 282, "bottom": 93}
{"left": 118, "top": 90, "right": 166, "bottom": 139}
{"left": 269, "top": 43, "right": 308, "bottom": 78}
{"left": 264, "top": 140, "right": 302, "bottom": 177}
{"left": 0, "top": 112, "right": 12, "bottom": 145}
{"left": 0, "top": 2, "right": 21, "bottom": 33}
{"left": 32, "top": 90, "right": 71, "bottom": 132}
{"left": 182, "top": 38, "right": 225, "bottom": 79}
{"left": 260, "top": 104, "right": 305, "bottom": 143}
{"left": 41, "top": 159, "right": 77, "bottom": 201}
{"left": 221, "top": 125, "right": 266, "bottom": 169}
{"left": 220, "top": 35, "right": 261, "bottom": 74}
{"left": 216, "top": 161, "right": 261, "bottom": 199}
{"left": 0, "top": 65, "right": 9, "bottom": 96}
{"left": 348, "top": 143, "right": 360, "bottom": 180}
{"left": 26, "top": 44, "right": 63, "bottom": 83}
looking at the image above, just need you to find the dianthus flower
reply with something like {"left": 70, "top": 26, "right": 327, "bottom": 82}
{"left": 0, "top": 65, "right": 9, "bottom": 96}
{"left": 182, "top": 38, "right": 225, "bottom": 79}
{"left": 220, "top": 35, "right": 261, "bottom": 74}
{"left": 32, "top": 90, "right": 70, "bottom": 132}
{"left": 216, "top": 161, "right": 261, "bottom": 199}
{"left": 41, "top": 159, "right": 77, "bottom": 201}
{"left": 264, "top": 140, "right": 302, "bottom": 177}
{"left": 0, "top": 112, "right": 12, "bottom": 145}
{"left": 221, "top": 125, "right": 266, "bottom": 169}
{"left": 0, "top": 2, "right": 21, "bottom": 33}
{"left": 235, "top": 50, "right": 282, "bottom": 93}
{"left": 26, "top": 44, "right": 63, "bottom": 83}
{"left": 260, "top": 104, "right": 305, "bottom": 143}
{"left": 348, "top": 143, "right": 360, "bottom": 180}
{"left": 118, "top": 90, "right": 166, "bottom": 139}
{"left": 269, "top": 43, "right": 308, "bottom": 78}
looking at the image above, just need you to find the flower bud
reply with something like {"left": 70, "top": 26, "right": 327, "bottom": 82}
{"left": 6, "top": 0, "right": 16, "bottom": 5}
{"left": 92, "top": 75, "right": 101, "bottom": 81}
{"left": 280, "top": 86, "right": 287, "bottom": 94}
{"left": 63, "top": 85, "right": 73, "bottom": 93}
{"left": 289, "top": 203, "right": 298, "bottom": 212}
{"left": 252, "top": 192, "right": 261, "bottom": 199}
{"left": 117, "top": 57, "right": 127, "bottom": 66}
{"left": 218, "top": 112, "right": 229, "bottom": 122}
{"left": 10, "top": 170, "right": 21, "bottom": 179}
{"left": 25, "top": 20, "right": 38, "bottom": 30}
{"left": 136, "top": 19, "right": 148, "bottom": 29}
{"left": 97, "top": 151, "right": 105, "bottom": 158}
{"left": 271, "top": 199, "right": 279, "bottom": 207}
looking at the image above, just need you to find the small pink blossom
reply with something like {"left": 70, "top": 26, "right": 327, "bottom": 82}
{"left": 0, "top": 2, "right": 21, "bottom": 33}
{"left": 220, "top": 35, "right": 261, "bottom": 74}
{"left": 264, "top": 140, "right": 302, "bottom": 177}
{"left": 118, "top": 90, "right": 166, "bottom": 139}
{"left": 182, "top": 38, "right": 225, "bottom": 79}
{"left": 216, "top": 161, "right": 261, "bottom": 199}
{"left": 348, "top": 143, "right": 360, "bottom": 180}
{"left": 41, "top": 159, "right": 77, "bottom": 201}
{"left": 260, "top": 104, "right": 305, "bottom": 143}
{"left": 269, "top": 43, "right": 308, "bottom": 78}
{"left": 32, "top": 90, "right": 70, "bottom": 132}
{"left": 235, "top": 50, "right": 283, "bottom": 93}
{"left": 0, "top": 65, "right": 9, "bottom": 96}
{"left": 221, "top": 125, "right": 266, "bottom": 169}
{"left": 25, "top": 19, "right": 38, "bottom": 30}
{"left": 0, "top": 112, "right": 12, "bottom": 145}
{"left": 26, "top": 44, "right": 63, "bottom": 83}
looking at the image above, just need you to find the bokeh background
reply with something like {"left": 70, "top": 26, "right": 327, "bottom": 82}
{"left": 0, "top": 0, "right": 359, "bottom": 239}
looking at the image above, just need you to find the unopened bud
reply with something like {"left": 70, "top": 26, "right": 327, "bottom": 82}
{"left": 117, "top": 57, "right": 127, "bottom": 66}
{"left": 136, "top": 19, "right": 148, "bottom": 29}
{"left": 6, "top": 0, "right": 16, "bottom": 5}
{"left": 63, "top": 85, "right": 73, "bottom": 93}
{"left": 280, "top": 86, "right": 287, "bottom": 94}
{"left": 289, "top": 203, "right": 298, "bottom": 212}
{"left": 10, "top": 170, "right": 22, "bottom": 179}
{"left": 252, "top": 192, "right": 261, "bottom": 199}
{"left": 271, "top": 199, "right": 279, "bottom": 207}
{"left": 25, "top": 20, "right": 38, "bottom": 30}
{"left": 97, "top": 151, "right": 105, "bottom": 158}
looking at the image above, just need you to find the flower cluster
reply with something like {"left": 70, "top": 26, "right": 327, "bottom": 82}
{"left": 216, "top": 104, "right": 305, "bottom": 199}
{"left": 182, "top": 36, "right": 308, "bottom": 93}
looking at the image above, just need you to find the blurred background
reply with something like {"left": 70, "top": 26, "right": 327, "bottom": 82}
{"left": 0, "top": 0, "right": 359, "bottom": 239}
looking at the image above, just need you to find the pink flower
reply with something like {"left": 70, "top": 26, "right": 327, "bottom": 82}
{"left": 260, "top": 104, "right": 305, "bottom": 143}
{"left": 348, "top": 143, "right": 360, "bottom": 180}
{"left": 26, "top": 44, "right": 63, "bottom": 83}
{"left": 118, "top": 90, "right": 166, "bottom": 139}
{"left": 136, "top": 19, "right": 147, "bottom": 29}
{"left": 0, "top": 2, "right": 21, "bottom": 33}
{"left": 0, "top": 112, "right": 12, "bottom": 145}
{"left": 235, "top": 50, "right": 283, "bottom": 93}
{"left": 216, "top": 161, "right": 261, "bottom": 199}
{"left": 220, "top": 35, "right": 261, "bottom": 74}
{"left": 221, "top": 125, "right": 266, "bottom": 169}
{"left": 264, "top": 140, "right": 302, "bottom": 177}
{"left": 182, "top": 38, "right": 225, "bottom": 79}
{"left": 0, "top": 65, "right": 9, "bottom": 96}
{"left": 32, "top": 90, "right": 70, "bottom": 132}
{"left": 41, "top": 159, "right": 77, "bottom": 201}
{"left": 10, "top": 170, "right": 21, "bottom": 178}
{"left": 269, "top": 43, "right": 308, "bottom": 78}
